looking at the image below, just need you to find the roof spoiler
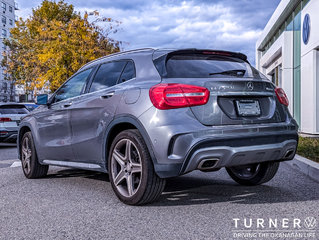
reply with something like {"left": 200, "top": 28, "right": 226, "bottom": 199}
{"left": 164, "top": 49, "right": 249, "bottom": 63}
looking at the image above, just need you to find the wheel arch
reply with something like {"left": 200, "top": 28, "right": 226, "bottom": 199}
{"left": 18, "top": 125, "right": 32, "bottom": 160}
{"left": 103, "top": 115, "right": 157, "bottom": 172}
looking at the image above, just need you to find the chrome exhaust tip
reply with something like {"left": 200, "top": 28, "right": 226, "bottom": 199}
{"left": 197, "top": 158, "right": 219, "bottom": 171}
{"left": 283, "top": 149, "right": 295, "bottom": 159}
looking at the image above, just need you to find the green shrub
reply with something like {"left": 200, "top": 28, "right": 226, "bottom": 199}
{"left": 297, "top": 137, "right": 319, "bottom": 163}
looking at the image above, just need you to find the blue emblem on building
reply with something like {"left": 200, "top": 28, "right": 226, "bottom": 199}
{"left": 303, "top": 14, "right": 310, "bottom": 45}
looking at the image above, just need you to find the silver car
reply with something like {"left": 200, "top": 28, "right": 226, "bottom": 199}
{"left": 18, "top": 48, "right": 298, "bottom": 205}
{"left": 0, "top": 103, "right": 29, "bottom": 143}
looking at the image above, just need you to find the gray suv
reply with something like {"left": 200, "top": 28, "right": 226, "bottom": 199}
{"left": 18, "top": 48, "right": 298, "bottom": 205}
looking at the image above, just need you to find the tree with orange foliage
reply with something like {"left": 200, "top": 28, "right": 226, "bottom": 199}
{"left": 2, "top": 0, "right": 121, "bottom": 96}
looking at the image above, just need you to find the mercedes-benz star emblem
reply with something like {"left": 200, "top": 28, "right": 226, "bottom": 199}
{"left": 247, "top": 82, "right": 254, "bottom": 90}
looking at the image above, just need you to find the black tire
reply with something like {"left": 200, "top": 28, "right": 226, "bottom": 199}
{"left": 108, "top": 129, "right": 166, "bottom": 205}
{"left": 21, "top": 131, "right": 48, "bottom": 179}
{"left": 226, "top": 161, "right": 279, "bottom": 186}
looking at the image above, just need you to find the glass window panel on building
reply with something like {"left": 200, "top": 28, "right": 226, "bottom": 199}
{"left": 293, "top": 11, "right": 301, "bottom": 68}
{"left": 292, "top": 3, "right": 301, "bottom": 125}
{"left": 286, "top": 14, "right": 294, "bottom": 31}
{"left": 0, "top": 1, "right": 16, "bottom": 103}
{"left": 2, "top": 29, "right": 6, "bottom": 37}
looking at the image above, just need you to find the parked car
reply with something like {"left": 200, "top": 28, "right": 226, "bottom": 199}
{"left": 18, "top": 48, "right": 298, "bottom": 205}
{"left": 23, "top": 103, "right": 39, "bottom": 112}
{"left": 0, "top": 103, "right": 29, "bottom": 143}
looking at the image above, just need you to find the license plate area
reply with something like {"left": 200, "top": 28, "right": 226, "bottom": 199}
{"left": 235, "top": 100, "right": 261, "bottom": 116}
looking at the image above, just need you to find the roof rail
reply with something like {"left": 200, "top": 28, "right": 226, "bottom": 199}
{"left": 78, "top": 48, "right": 155, "bottom": 71}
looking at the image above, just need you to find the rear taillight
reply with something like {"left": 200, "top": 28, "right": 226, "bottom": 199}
{"left": 149, "top": 83, "right": 210, "bottom": 110}
{"left": 275, "top": 87, "right": 289, "bottom": 106}
{"left": 0, "top": 117, "right": 12, "bottom": 122}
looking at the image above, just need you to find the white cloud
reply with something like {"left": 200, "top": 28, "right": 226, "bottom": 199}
{"left": 15, "top": 0, "right": 279, "bottom": 65}
{"left": 89, "top": 1, "right": 262, "bottom": 63}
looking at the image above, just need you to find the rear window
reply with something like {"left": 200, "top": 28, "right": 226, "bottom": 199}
{"left": 0, "top": 105, "right": 29, "bottom": 114}
{"left": 25, "top": 105, "right": 38, "bottom": 111}
{"left": 154, "top": 53, "right": 267, "bottom": 79}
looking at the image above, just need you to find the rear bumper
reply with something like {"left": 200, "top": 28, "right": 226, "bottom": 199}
{"left": 152, "top": 127, "right": 298, "bottom": 178}
{"left": 138, "top": 106, "right": 299, "bottom": 178}
{"left": 181, "top": 139, "right": 297, "bottom": 174}
{"left": 0, "top": 131, "right": 18, "bottom": 143}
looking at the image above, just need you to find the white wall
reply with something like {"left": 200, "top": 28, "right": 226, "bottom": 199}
{"left": 260, "top": 34, "right": 284, "bottom": 70}
{"left": 299, "top": 1, "right": 319, "bottom": 134}
{"left": 300, "top": 50, "right": 317, "bottom": 134}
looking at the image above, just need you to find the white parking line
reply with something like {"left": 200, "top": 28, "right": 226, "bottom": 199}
{"left": 10, "top": 161, "right": 21, "bottom": 168}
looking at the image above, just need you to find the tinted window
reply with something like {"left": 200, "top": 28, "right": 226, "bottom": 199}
{"left": 118, "top": 61, "right": 135, "bottom": 83}
{"left": 25, "top": 105, "right": 38, "bottom": 111}
{"left": 154, "top": 53, "right": 267, "bottom": 80}
{"left": 0, "top": 106, "right": 29, "bottom": 114}
{"left": 166, "top": 55, "right": 250, "bottom": 78}
{"left": 89, "top": 61, "right": 126, "bottom": 92}
{"left": 53, "top": 68, "right": 92, "bottom": 103}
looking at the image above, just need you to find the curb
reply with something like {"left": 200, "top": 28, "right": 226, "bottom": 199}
{"left": 285, "top": 154, "right": 319, "bottom": 182}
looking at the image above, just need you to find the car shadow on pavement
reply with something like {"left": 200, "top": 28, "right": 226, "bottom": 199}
{"left": 150, "top": 174, "right": 318, "bottom": 207}
{"left": 46, "top": 168, "right": 110, "bottom": 182}
{"left": 44, "top": 168, "right": 318, "bottom": 207}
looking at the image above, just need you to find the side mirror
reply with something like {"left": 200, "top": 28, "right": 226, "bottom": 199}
{"left": 36, "top": 94, "right": 48, "bottom": 105}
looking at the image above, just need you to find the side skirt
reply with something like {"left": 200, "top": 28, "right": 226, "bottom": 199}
{"left": 42, "top": 160, "right": 106, "bottom": 172}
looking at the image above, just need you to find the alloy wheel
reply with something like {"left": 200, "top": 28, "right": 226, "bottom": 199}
{"left": 111, "top": 139, "right": 143, "bottom": 198}
{"left": 21, "top": 136, "right": 32, "bottom": 175}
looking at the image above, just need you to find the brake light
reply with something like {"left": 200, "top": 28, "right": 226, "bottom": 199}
{"left": 149, "top": 83, "right": 210, "bottom": 110}
{"left": 275, "top": 88, "right": 289, "bottom": 106}
{"left": 0, "top": 117, "right": 12, "bottom": 122}
{"left": 202, "top": 51, "right": 232, "bottom": 56}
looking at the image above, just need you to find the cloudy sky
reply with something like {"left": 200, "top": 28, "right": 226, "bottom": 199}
{"left": 16, "top": 0, "right": 280, "bottom": 66}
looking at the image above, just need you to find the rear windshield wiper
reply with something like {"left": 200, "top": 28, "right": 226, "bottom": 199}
{"left": 209, "top": 69, "right": 246, "bottom": 77}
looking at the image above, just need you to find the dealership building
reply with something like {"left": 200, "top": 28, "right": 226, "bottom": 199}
{"left": 255, "top": 0, "right": 319, "bottom": 135}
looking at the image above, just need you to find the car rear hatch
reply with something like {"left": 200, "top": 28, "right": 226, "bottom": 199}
{"left": 152, "top": 49, "right": 287, "bottom": 126}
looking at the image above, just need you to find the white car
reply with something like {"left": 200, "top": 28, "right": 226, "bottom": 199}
{"left": 0, "top": 103, "right": 29, "bottom": 143}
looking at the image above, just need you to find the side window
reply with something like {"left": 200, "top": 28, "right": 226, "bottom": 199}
{"left": 89, "top": 61, "right": 126, "bottom": 93}
{"left": 53, "top": 68, "right": 92, "bottom": 103}
{"left": 118, "top": 61, "right": 136, "bottom": 84}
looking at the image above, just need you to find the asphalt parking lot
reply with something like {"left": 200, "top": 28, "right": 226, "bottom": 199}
{"left": 0, "top": 145, "right": 318, "bottom": 240}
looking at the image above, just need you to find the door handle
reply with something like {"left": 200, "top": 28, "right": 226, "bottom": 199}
{"left": 100, "top": 92, "right": 114, "bottom": 99}
{"left": 63, "top": 103, "right": 72, "bottom": 108}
